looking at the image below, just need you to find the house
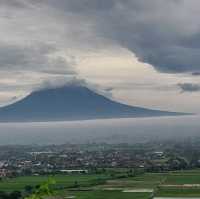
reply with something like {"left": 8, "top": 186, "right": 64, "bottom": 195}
{"left": 0, "top": 169, "right": 12, "bottom": 177}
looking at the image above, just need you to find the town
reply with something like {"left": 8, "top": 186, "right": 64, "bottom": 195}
{"left": 1, "top": 137, "right": 200, "bottom": 178}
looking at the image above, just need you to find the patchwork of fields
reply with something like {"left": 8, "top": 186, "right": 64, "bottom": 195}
{"left": 1, "top": 169, "right": 200, "bottom": 198}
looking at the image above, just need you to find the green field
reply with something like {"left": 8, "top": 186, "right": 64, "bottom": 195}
{"left": 165, "top": 172, "right": 200, "bottom": 185}
{"left": 156, "top": 170, "right": 200, "bottom": 197}
{"left": 0, "top": 174, "right": 109, "bottom": 192}
{"left": 99, "top": 173, "right": 166, "bottom": 189}
{"left": 156, "top": 187, "right": 200, "bottom": 197}
{"left": 1, "top": 170, "right": 200, "bottom": 198}
{"left": 67, "top": 190, "right": 150, "bottom": 199}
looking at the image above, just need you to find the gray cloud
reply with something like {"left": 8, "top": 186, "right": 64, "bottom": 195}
{"left": 0, "top": 0, "right": 27, "bottom": 8}
{"left": 178, "top": 83, "right": 200, "bottom": 92}
{"left": 93, "top": 0, "right": 200, "bottom": 73}
{"left": 0, "top": 43, "right": 53, "bottom": 69}
{"left": 0, "top": 42, "right": 75, "bottom": 75}
{"left": 192, "top": 72, "right": 200, "bottom": 76}
{"left": 1, "top": 0, "right": 200, "bottom": 92}
{"left": 39, "top": 0, "right": 200, "bottom": 74}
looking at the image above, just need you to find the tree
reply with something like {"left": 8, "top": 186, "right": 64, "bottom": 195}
{"left": 25, "top": 178, "right": 55, "bottom": 199}
{"left": 24, "top": 185, "right": 33, "bottom": 195}
{"left": 0, "top": 191, "right": 21, "bottom": 199}
{"left": 9, "top": 191, "right": 21, "bottom": 199}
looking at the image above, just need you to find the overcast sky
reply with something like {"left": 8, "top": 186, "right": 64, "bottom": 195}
{"left": 1, "top": 0, "right": 200, "bottom": 113}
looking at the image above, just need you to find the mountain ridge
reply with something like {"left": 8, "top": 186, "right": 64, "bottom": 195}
{"left": 0, "top": 85, "right": 186, "bottom": 122}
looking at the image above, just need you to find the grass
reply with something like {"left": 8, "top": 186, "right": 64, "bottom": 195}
{"left": 156, "top": 187, "right": 200, "bottom": 197}
{"left": 122, "top": 173, "right": 166, "bottom": 188}
{"left": 67, "top": 190, "right": 150, "bottom": 199}
{"left": 156, "top": 170, "right": 200, "bottom": 197}
{"left": 0, "top": 174, "right": 110, "bottom": 192}
{"left": 126, "top": 173, "right": 166, "bottom": 182}
{"left": 164, "top": 173, "right": 200, "bottom": 185}
{"left": 100, "top": 180, "right": 156, "bottom": 189}
{"left": 2, "top": 169, "right": 200, "bottom": 197}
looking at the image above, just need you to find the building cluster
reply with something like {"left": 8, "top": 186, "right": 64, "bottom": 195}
{"left": 0, "top": 139, "right": 200, "bottom": 177}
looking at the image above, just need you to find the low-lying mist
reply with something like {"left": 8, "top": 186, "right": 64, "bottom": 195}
{"left": 0, "top": 115, "right": 199, "bottom": 145}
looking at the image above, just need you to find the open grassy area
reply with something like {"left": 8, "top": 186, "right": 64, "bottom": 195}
{"left": 126, "top": 173, "right": 166, "bottom": 183}
{"left": 67, "top": 190, "right": 150, "bottom": 199}
{"left": 2, "top": 170, "right": 200, "bottom": 198}
{"left": 100, "top": 179, "right": 156, "bottom": 189}
{"left": 100, "top": 174, "right": 165, "bottom": 189}
{"left": 164, "top": 171, "right": 200, "bottom": 185}
{"left": 165, "top": 174, "right": 200, "bottom": 185}
{"left": 156, "top": 187, "right": 200, "bottom": 197}
{"left": 155, "top": 170, "right": 200, "bottom": 197}
{"left": 0, "top": 174, "right": 110, "bottom": 192}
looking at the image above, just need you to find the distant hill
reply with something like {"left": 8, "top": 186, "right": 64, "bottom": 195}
{"left": 0, "top": 85, "right": 185, "bottom": 122}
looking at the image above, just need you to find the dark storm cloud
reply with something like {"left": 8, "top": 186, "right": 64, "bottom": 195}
{"left": 41, "top": 0, "right": 200, "bottom": 74}
{"left": 192, "top": 72, "right": 200, "bottom": 76}
{"left": 92, "top": 0, "right": 200, "bottom": 74}
{"left": 2, "top": 0, "right": 200, "bottom": 75}
{"left": 178, "top": 83, "right": 200, "bottom": 92}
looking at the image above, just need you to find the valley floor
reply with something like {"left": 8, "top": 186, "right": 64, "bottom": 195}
{"left": 2, "top": 169, "right": 200, "bottom": 198}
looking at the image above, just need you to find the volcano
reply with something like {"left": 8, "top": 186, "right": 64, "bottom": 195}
{"left": 0, "top": 85, "right": 185, "bottom": 122}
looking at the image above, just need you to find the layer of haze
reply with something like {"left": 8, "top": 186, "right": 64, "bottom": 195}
{"left": 0, "top": 115, "right": 199, "bottom": 145}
